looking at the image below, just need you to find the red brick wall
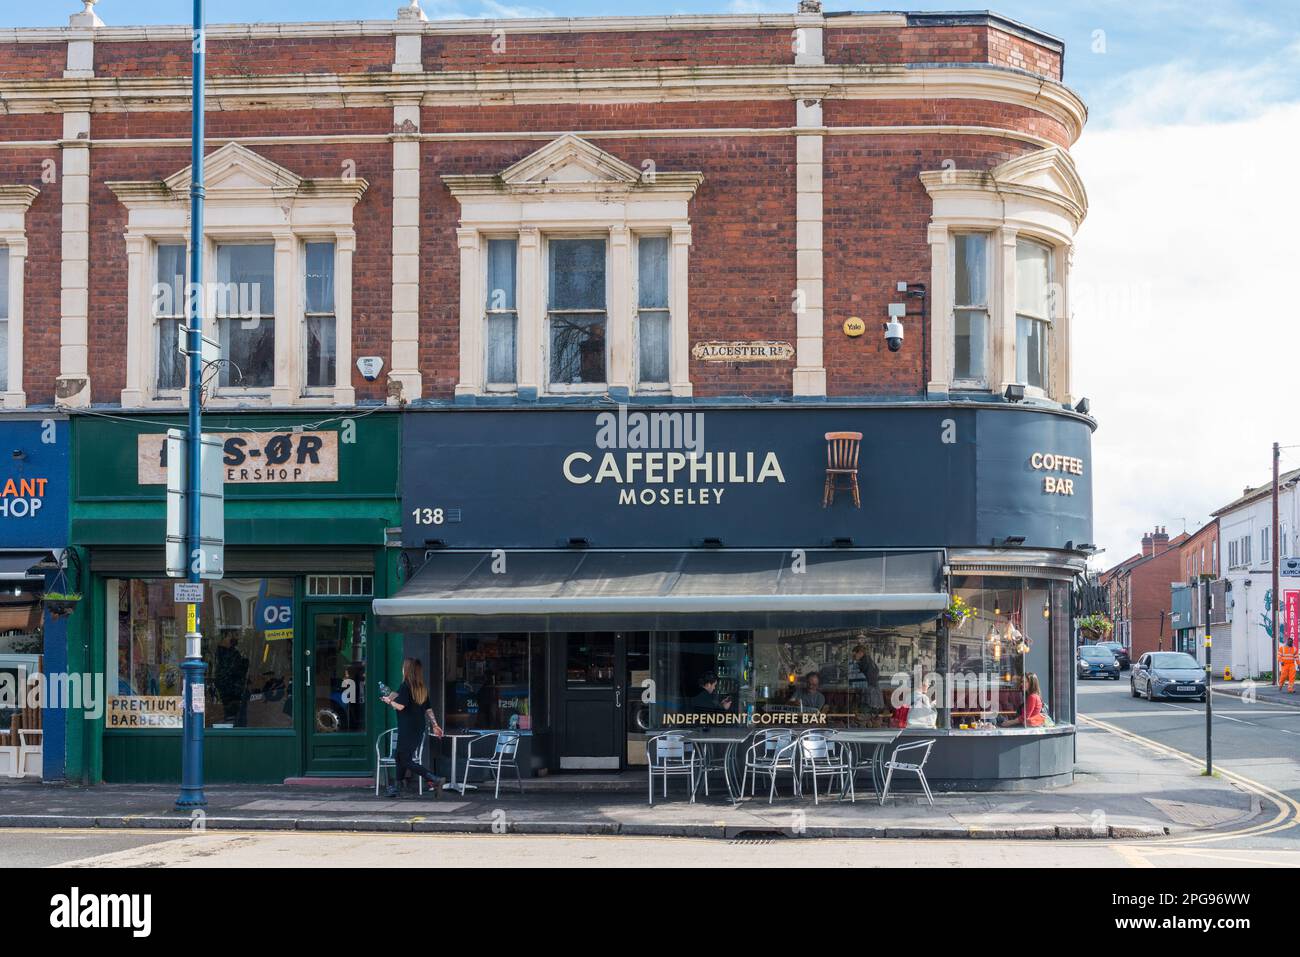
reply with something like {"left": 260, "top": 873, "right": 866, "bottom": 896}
{"left": 0, "top": 42, "right": 65, "bottom": 80}
{"left": 94, "top": 37, "right": 395, "bottom": 78}
{"left": 0, "top": 148, "right": 60, "bottom": 402}
{"left": 421, "top": 100, "right": 793, "bottom": 134}
{"left": 826, "top": 25, "right": 1060, "bottom": 80}
{"left": 423, "top": 29, "right": 794, "bottom": 71}
{"left": 824, "top": 99, "right": 1071, "bottom": 149}
{"left": 1129, "top": 550, "right": 1183, "bottom": 658}
{"left": 83, "top": 123, "right": 393, "bottom": 405}
{"left": 823, "top": 134, "right": 1038, "bottom": 396}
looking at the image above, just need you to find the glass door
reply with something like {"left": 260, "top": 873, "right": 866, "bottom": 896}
{"left": 303, "top": 605, "right": 371, "bottom": 775}
{"left": 559, "top": 632, "right": 625, "bottom": 770}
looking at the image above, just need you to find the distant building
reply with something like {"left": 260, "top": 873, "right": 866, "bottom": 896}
{"left": 1100, "top": 527, "right": 1188, "bottom": 659}
{"left": 1169, "top": 519, "right": 1221, "bottom": 659}
{"left": 1210, "top": 469, "right": 1300, "bottom": 679}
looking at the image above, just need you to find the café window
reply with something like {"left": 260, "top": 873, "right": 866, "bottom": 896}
{"left": 303, "top": 241, "right": 336, "bottom": 390}
{"left": 109, "top": 578, "right": 294, "bottom": 729}
{"left": 951, "top": 232, "right": 989, "bottom": 385}
{"left": 442, "top": 634, "right": 533, "bottom": 733}
{"left": 154, "top": 243, "right": 188, "bottom": 392}
{"left": 946, "top": 576, "right": 1060, "bottom": 729}
{"left": 1015, "top": 238, "right": 1054, "bottom": 392}
{"left": 216, "top": 243, "right": 276, "bottom": 389}
{"left": 547, "top": 237, "right": 607, "bottom": 388}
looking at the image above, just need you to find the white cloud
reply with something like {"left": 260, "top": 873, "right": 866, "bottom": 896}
{"left": 1072, "top": 99, "right": 1300, "bottom": 568}
{"left": 1091, "top": 59, "right": 1297, "bottom": 127}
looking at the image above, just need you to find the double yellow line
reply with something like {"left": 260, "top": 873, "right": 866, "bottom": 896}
{"left": 1080, "top": 714, "right": 1300, "bottom": 845}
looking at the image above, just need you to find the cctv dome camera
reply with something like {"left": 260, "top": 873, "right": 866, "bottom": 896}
{"left": 883, "top": 319, "right": 904, "bottom": 352}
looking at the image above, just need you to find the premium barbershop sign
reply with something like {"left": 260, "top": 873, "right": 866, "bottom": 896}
{"left": 137, "top": 432, "right": 339, "bottom": 485}
{"left": 561, "top": 407, "right": 786, "bottom": 506}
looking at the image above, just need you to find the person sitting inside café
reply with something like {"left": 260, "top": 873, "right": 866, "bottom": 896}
{"left": 689, "top": 671, "right": 734, "bottom": 713}
{"left": 789, "top": 672, "right": 827, "bottom": 711}
{"left": 1000, "top": 673, "right": 1045, "bottom": 728}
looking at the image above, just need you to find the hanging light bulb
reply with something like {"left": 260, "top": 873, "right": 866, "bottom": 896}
{"left": 1043, "top": 598, "right": 1051, "bottom": 619}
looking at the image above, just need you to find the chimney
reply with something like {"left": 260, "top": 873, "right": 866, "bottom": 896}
{"left": 1141, "top": 531, "right": 1154, "bottom": 558}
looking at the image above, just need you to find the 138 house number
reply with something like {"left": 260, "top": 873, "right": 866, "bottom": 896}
{"left": 412, "top": 507, "right": 445, "bottom": 525}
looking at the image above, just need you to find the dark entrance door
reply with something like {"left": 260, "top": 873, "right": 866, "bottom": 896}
{"left": 304, "top": 604, "right": 371, "bottom": 775}
{"left": 559, "top": 632, "right": 625, "bottom": 770}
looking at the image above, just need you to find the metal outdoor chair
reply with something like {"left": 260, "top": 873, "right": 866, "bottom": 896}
{"left": 879, "top": 738, "right": 936, "bottom": 806}
{"left": 16, "top": 729, "right": 42, "bottom": 779}
{"left": 463, "top": 730, "right": 524, "bottom": 799}
{"left": 796, "top": 730, "right": 853, "bottom": 804}
{"left": 646, "top": 731, "right": 698, "bottom": 805}
{"left": 740, "top": 728, "right": 798, "bottom": 803}
{"left": 374, "top": 727, "right": 427, "bottom": 797}
{"left": 822, "top": 431, "right": 863, "bottom": 508}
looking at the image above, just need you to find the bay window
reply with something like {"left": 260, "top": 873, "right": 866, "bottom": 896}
{"left": 951, "top": 232, "right": 989, "bottom": 385}
{"left": 111, "top": 143, "right": 365, "bottom": 407}
{"left": 547, "top": 237, "right": 608, "bottom": 387}
{"left": 484, "top": 238, "right": 518, "bottom": 388}
{"left": 1016, "top": 238, "right": 1054, "bottom": 391}
{"left": 446, "top": 135, "right": 701, "bottom": 399}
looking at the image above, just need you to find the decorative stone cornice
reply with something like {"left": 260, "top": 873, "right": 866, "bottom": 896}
{"left": 0, "top": 64, "right": 1088, "bottom": 143}
{"left": 0, "top": 184, "right": 40, "bottom": 210}
{"left": 920, "top": 145, "right": 1087, "bottom": 228}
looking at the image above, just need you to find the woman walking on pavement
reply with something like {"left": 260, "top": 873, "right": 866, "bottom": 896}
{"left": 382, "top": 658, "right": 447, "bottom": 798}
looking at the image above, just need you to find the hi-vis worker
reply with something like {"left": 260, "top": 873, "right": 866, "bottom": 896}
{"left": 1281, "top": 640, "right": 1299, "bottom": 694}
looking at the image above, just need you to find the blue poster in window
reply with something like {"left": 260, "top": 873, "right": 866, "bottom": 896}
{"left": 255, "top": 588, "right": 294, "bottom": 642}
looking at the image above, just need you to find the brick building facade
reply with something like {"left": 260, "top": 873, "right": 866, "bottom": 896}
{"left": 0, "top": 1, "right": 1087, "bottom": 411}
{"left": 1100, "top": 528, "right": 1189, "bottom": 660}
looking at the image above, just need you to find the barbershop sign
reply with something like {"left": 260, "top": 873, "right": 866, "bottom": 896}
{"left": 137, "top": 432, "right": 339, "bottom": 485}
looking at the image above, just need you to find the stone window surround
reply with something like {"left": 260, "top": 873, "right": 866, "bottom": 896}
{"left": 921, "top": 147, "right": 1086, "bottom": 406}
{"left": 108, "top": 143, "right": 367, "bottom": 409}
{"left": 445, "top": 135, "right": 701, "bottom": 400}
{"left": 0, "top": 185, "right": 39, "bottom": 410}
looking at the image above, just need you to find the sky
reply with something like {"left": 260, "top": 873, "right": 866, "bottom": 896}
{"left": 10, "top": 1, "right": 1300, "bottom": 569}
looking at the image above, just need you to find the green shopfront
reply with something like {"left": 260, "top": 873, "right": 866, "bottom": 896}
{"left": 65, "top": 411, "right": 402, "bottom": 784}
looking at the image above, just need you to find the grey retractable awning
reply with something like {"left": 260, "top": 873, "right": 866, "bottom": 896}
{"left": 0, "top": 550, "right": 55, "bottom": 581}
{"left": 374, "top": 548, "right": 948, "bottom": 633}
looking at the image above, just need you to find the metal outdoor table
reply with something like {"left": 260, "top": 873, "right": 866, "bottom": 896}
{"left": 830, "top": 729, "right": 905, "bottom": 801}
{"left": 680, "top": 730, "right": 750, "bottom": 803}
{"left": 437, "top": 733, "right": 482, "bottom": 794}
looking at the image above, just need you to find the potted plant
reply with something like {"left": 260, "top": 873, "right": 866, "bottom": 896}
{"left": 943, "top": 595, "right": 974, "bottom": 628}
{"left": 1078, "top": 612, "right": 1113, "bottom": 643}
{"left": 44, "top": 591, "right": 82, "bottom": 619}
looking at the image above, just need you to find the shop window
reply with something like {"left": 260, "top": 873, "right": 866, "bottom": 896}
{"left": 443, "top": 634, "right": 532, "bottom": 732}
{"left": 548, "top": 237, "right": 607, "bottom": 388}
{"left": 951, "top": 232, "right": 989, "bottom": 385}
{"left": 109, "top": 578, "right": 294, "bottom": 729}
{"left": 1015, "top": 238, "right": 1054, "bottom": 392}
{"left": 153, "top": 243, "right": 188, "bottom": 392}
{"left": 484, "top": 238, "right": 518, "bottom": 388}
{"left": 947, "top": 576, "right": 1057, "bottom": 729}
{"left": 636, "top": 235, "right": 670, "bottom": 388}
{"left": 303, "top": 241, "right": 336, "bottom": 390}
{"left": 216, "top": 243, "right": 275, "bottom": 389}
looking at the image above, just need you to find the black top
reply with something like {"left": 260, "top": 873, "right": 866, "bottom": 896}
{"left": 394, "top": 681, "right": 431, "bottom": 752}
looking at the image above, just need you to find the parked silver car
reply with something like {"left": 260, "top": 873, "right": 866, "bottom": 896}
{"left": 1131, "top": 651, "right": 1207, "bottom": 702}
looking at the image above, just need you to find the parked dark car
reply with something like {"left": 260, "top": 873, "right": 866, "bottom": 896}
{"left": 1131, "top": 652, "right": 1207, "bottom": 702}
{"left": 1077, "top": 645, "right": 1120, "bottom": 680}
{"left": 1096, "top": 641, "right": 1131, "bottom": 670}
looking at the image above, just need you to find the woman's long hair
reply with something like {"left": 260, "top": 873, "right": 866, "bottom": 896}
{"left": 402, "top": 657, "right": 428, "bottom": 706}
{"left": 1024, "top": 672, "right": 1041, "bottom": 697}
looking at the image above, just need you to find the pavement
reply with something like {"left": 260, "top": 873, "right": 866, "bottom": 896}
{"left": 0, "top": 715, "right": 1268, "bottom": 841}
{"left": 1212, "top": 678, "right": 1299, "bottom": 706}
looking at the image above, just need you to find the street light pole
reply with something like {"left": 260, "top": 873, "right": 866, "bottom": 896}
{"left": 175, "top": 0, "right": 207, "bottom": 811}
{"left": 1204, "top": 580, "right": 1213, "bottom": 776}
{"left": 1273, "top": 441, "right": 1281, "bottom": 687}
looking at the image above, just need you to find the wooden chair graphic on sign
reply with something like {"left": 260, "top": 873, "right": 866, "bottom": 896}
{"left": 822, "top": 432, "right": 862, "bottom": 508}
